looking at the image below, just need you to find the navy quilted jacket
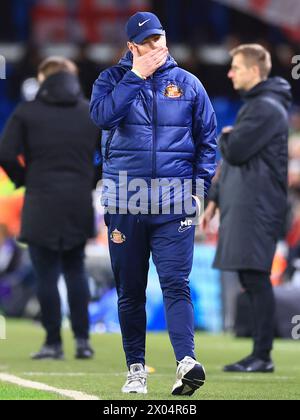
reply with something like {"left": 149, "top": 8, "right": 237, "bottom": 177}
{"left": 90, "top": 51, "right": 217, "bottom": 209}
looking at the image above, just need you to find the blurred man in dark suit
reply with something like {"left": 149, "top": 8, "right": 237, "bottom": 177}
{"left": 202, "top": 44, "right": 292, "bottom": 373}
{"left": 0, "top": 57, "right": 100, "bottom": 360}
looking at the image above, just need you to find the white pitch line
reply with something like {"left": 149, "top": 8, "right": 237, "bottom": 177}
{"left": 0, "top": 373, "right": 100, "bottom": 400}
{"left": 21, "top": 371, "right": 296, "bottom": 382}
{"left": 23, "top": 372, "right": 127, "bottom": 377}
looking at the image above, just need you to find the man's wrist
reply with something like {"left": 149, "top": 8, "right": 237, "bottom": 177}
{"left": 131, "top": 68, "right": 146, "bottom": 80}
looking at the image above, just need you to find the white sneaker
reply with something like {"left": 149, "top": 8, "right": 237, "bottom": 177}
{"left": 122, "top": 363, "right": 148, "bottom": 394}
{"left": 172, "top": 356, "right": 206, "bottom": 396}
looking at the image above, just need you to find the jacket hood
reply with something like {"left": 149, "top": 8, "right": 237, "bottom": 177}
{"left": 37, "top": 72, "right": 83, "bottom": 105}
{"left": 244, "top": 77, "right": 293, "bottom": 110}
{"left": 118, "top": 50, "right": 178, "bottom": 75}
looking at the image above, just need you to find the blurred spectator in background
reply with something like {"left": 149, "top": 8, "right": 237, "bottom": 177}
{"left": 202, "top": 44, "right": 292, "bottom": 372}
{"left": 0, "top": 223, "right": 21, "bottom": 281}
{"left": 0, "top": 0, "right": 35, "bottom": 42}
{"left": 9, "top": 43, "right": 42, "bottom": 102}
{"left": 285, "top": 108, "right": 300, "bottom": 279}
{"left": 0, "top": 56, "right": 101, "bottom": 361}
{"left": 0, "top": 223, "right": 36, "bottom": 318}
{"left": 75, "top": 42, "right": 104, "bottom": 99}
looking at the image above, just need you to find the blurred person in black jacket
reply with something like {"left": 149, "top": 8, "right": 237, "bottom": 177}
{"left": 202, "top": 44, "right": 292, "bottom": 373}
{"left": 0, "top": 57, "right": 101, "bottom": 360}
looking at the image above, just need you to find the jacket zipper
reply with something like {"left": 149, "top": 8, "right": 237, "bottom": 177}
{"left": 105, "top": 129, "right": 115, "bottom": 160}
{"left": 152, "top": 79, "right": 157, "bottom": 179}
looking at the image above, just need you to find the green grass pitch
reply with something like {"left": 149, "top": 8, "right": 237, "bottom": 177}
{"left": 0, "top": 320, "right": 299, "bottom": 400}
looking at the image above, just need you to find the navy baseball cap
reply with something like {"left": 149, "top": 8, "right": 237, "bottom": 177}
{"left": 126, "top": 12, "right": 165, "bottom": 44}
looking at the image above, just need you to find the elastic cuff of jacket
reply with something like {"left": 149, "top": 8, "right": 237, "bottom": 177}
{"left": 131, "top": 68, "right": 147, "bottom": 80}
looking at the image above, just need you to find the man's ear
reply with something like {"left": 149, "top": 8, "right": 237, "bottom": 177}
{"left": 128, "top": 42, "right": 140, "bottom": 58}
{"left": 252, "top": 64, "right": 261, "bottom": 79}
{"left": 37, "top": 73, "right": 45, "bottom": 84}
{"left": 127, "top": 42, "right": 134, "bottom": 53}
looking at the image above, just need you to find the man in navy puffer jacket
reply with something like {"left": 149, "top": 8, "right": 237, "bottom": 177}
{"left": 90, "top": 12, "right": 217, "bottom": 396}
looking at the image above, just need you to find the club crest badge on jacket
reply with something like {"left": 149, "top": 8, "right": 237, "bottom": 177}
{"left": 110, "top": 229, "right": 126, "bottom": 244}
{"left": 164, "top": 84, "right": 183, "bottom": 98}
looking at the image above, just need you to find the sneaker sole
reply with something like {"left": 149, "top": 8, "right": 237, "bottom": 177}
{"left": 122, "top": 389, "right": 148, "bottom": 394}
{"left": 172, "top": 364, "right": 206, "bottom": 396}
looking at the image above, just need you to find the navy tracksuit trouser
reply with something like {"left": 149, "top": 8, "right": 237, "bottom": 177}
{"left": 105, "top": 212, "right": 196, "bottom": 368}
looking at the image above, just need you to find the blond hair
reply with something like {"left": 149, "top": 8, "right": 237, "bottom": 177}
{"left": 38, "top": 56, "right": 78, "bottom": 79}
